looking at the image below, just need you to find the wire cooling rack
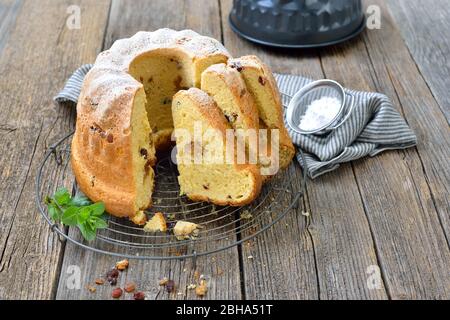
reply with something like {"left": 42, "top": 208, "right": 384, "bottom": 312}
{"left": 36, "top": 132, "right": 307, "bottom": 261}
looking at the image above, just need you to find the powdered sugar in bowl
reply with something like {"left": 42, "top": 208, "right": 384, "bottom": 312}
{"left": 285, "top": 79, "right": 355, "bottom": 135}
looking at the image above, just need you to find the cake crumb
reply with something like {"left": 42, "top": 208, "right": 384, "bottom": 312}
{"left": 173, "top": 221, "right": 203, "bottom": 240}
{"left": 195, "top": 279, "right": 208, "bottom": 297}
{"left": 116, "top": 259, "right": 129, "bottom": 271}
{"left": 143, "top": 212, "right": 167, "bottom": 232}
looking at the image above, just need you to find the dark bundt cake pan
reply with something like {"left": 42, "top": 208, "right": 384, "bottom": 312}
{"left": 229, "top": 0, "right": 366, "bottom": 48}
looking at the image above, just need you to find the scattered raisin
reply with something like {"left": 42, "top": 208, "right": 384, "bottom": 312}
{"left": 111, "top": 287, "right": 123, "bottom": 299}
{"left": 227, "top": 195, "right": 232, "bottom": 199}
{"left": 133, "top": 291, "right": 146, "bottom": 300}
{"left": 106, "top": 133, "right": 114, "bottom": 143}
{"left": 258, "top": 76, "right": 266, "bottom": 86}
{"left": 106, "top": 268, "right": 119, "bottom": 285}
{"left": 230, "top": 61, "right": 243, "bottom": 72}
{"left": 124, "top": 282, "right": 136, "bottom": 293}
{"left": 166, "top": 280, "right": 175, "bottom": 293}
{"left": 203, "top": 184, "right": 210, "bottom": 190}
{"left": 140, "top": 148, "right": 148, "bottom": 159}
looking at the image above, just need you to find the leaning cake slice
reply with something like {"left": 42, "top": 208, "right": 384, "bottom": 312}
{"left": 228, "top": 55, "right": 296, "bottom": 171}
{"left": 172, "top": 88, "right": 262, "bottom": 206}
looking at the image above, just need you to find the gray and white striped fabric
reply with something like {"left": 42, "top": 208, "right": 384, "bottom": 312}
{"left": 54, "top": 65, "right": 417, "bottom": 179}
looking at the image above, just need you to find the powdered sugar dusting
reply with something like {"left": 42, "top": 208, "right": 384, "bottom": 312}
{"left": 299, "top": 97, "right": 341, "bottom": 131}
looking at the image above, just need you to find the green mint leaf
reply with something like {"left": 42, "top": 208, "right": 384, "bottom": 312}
{"left": 88, "top": 202, "right": 105, "bottom": 217}
{"left": 61, "top": 206, "right": 79, "bottom": 226}
{"left": 77, "top": 207, "right": 91, "bottom": 225}
{"left": 46, "top": 188, "right": 108, "bottom": 241}
{"left": 48, "top": 204, "right": 62, "bottom": 222}
{"left": 78, "top": 223, "right": 96, "bottom": 242}
{"left": 54, "top": 188, "right": 71, "bottom": 206}
{"left": 70, "top": 195, "right": 91, "bottom": 207}
{"left": 89, "top": 216, "right": 108, "bottom": 229}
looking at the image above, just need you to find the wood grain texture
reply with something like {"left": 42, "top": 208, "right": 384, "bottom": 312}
{"left": 0, "top": 0, "right": 23, "bottom": 55}
{"left": 0, "top": 0, "right": 110, "bottom": 299}
{"left": 221, "top": 0, "right": 388, "bottom": 300}
{"left": 316, "top": 0, "right": 450, "bottom": 299}
{"left": 387, "top": 0, "right": 450, "bottom": 124}
{"left": 56, "top": 0, "right": 242, "bottom": 300}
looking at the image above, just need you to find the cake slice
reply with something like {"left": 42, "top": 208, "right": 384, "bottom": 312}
{"left": 228, "top": 56, "right": 296, "bottom": 171}
{"left": 201, "top": 63, "right": 260, "bottom": 166}
{"left": 72, "top": 83, "right": 156, "bottom": 225}
{"left": 201, "top": 63, "right": 259, "bottom": 133}
{"left": 172, "top": 88, "right": 262, "bottom": 206}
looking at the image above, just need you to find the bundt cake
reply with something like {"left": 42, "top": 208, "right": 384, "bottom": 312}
{"left": 72, "top": 29, "right": 230, "bottom": 223}
{"left": 71, "top": 29, "right": 294, "bottom": 224}
{"left": 228, "top": 56, "right": 296, "bottom": 170}
{"left": 172, "top": 88, "right": 262, "bottom": 206}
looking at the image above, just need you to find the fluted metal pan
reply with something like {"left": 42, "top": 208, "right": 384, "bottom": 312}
{"left": 229, "top": 0, "right": 366, "bottom": 48}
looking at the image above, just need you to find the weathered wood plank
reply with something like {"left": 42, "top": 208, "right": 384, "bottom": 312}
{"left": 221, "top": 0, "right": 388, "bottom": 300}
{"left": 56, "top": 0, "right": 242, "bottom": 300}
{"left": 387, "top": 0, "right": 450, "bottom": 124}
{"left": 316, "top": 0, "right": 450, "bottom": 299}
{"left": 0, "top": 0, "right": 110, "bottom": 299}
{"left": 373, "top": 0, "right": 450, "bottom": 244}
{"left": 0, "top": 0, "right": 23, "bottom": 56}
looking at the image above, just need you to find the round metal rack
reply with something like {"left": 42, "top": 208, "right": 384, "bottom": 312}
{"left": 36, "top": 132, "right": 307, "bottom": 260}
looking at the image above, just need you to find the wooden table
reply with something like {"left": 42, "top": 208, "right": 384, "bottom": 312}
{"left": 0, "top": 0, "right": 449, "bottom": 300}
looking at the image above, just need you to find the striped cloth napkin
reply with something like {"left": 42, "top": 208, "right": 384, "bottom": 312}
{"left": 55, "top": 65, "right": 417, "bottom": 179}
